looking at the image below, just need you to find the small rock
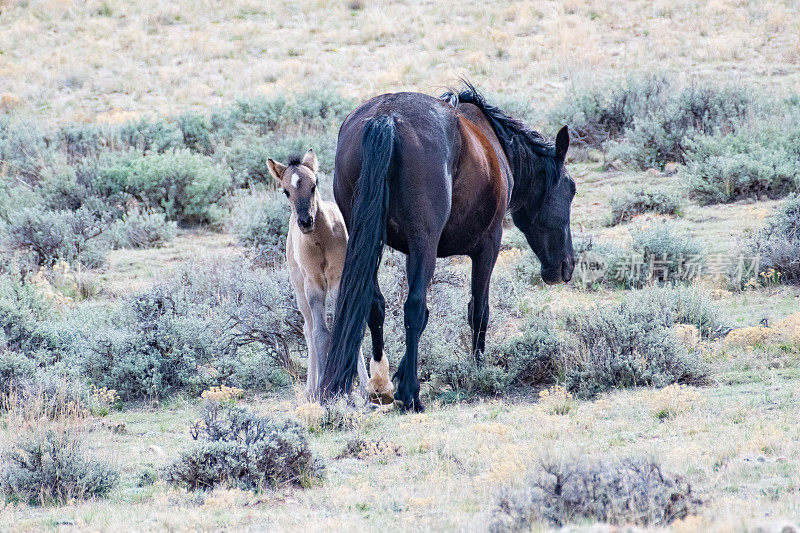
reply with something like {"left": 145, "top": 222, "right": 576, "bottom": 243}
{"left": 605, "top": 159, "right": 625, "bottom": 171}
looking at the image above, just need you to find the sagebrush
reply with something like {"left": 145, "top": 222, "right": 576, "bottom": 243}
{"left": 165, "top": 403, "right": 323, "bottom": 491}
{"left": 490, "top": 457, "right": 702, "bottom": 530}
{"left": 1, "top": 429, "right": 118, "bottom": 506}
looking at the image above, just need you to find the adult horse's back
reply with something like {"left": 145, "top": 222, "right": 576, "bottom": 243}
{"left": 322, "top": 86, "right": 575, "bottom": 411}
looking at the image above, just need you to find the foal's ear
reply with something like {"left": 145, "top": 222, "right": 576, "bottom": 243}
{"left": 267, "top": 158, "right": 287, "bottom": 183}
{"left": 555, "top": 125, "right": 570, "bottom": 160}
{"left": 300, "top": 148, "right": 318, "bottom": 173}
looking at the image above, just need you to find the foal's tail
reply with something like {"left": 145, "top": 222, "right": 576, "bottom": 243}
{"left": 321, "top": 114, "right": 396, "bottom": 400}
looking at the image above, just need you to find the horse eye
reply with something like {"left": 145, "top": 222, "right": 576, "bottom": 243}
{"left": 310, "top": 183, "right": 316, "bottom": 192}
{"left": 283, "top": 189, "right": 289, "bottom": 197}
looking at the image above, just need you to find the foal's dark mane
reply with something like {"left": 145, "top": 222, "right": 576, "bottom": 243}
{"left": 440, "top": 83, "right": 559, "bottom": 213}
{"left": 285, "top": 153, "right": 305, "bottom": 166}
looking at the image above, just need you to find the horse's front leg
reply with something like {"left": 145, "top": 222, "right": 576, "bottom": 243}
{"left": 288, "top": 260, "right": 318, "bottom": 400}
{"left": 393, "top": 242, "right": 437, "bottom": 412}
{"left": 305, "top": 277, "right": 331, "bottom": 397}
{"left": 469, "top": 228, "right": 501, "bottom": 365}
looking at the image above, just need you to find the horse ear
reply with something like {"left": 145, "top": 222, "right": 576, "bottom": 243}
{"left": 301, "top": 148, "right": 318, "bottom": 173}
{"left": 267, "top": 158, "right": 287, "bottom": 183}
{"left": 555, "top": 126, "right": 570, "bottom": 160}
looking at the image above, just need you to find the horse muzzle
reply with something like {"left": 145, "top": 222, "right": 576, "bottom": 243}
{"left": 541, "top": 257, "right": 574, "bottom": 285}
{"left": 297, "top": 217, "right": 315, "bottom": 234}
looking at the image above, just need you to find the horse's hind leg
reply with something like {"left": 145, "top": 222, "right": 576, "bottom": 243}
{"left": 394, "top": 242, "right": 437, "bottom": 412}
{"left": 367, "top": 275, "right": 393, "bottom": 404}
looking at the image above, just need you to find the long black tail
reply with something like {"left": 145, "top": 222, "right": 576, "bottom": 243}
{"left": 321, "top": 114, "right": 396, "bottom": 399}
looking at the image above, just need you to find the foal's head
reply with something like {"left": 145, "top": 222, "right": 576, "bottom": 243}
{"left": 267, "top": 149, "right": 320, "bottom": 234}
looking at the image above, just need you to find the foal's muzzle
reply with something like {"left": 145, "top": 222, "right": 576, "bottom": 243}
{"left": 298, "top": 216, "right": 314, "bottom": 233}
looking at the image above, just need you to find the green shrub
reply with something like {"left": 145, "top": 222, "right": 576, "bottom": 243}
{"left": 0, "top": 274, "right": 60, "bottom": 357}
{"left": 291, "top": 89, "right": 354, "bottom": 126}
{"left": 219, "top": 90, "right": 353, "bottom": 137}
{"left": 563, "top": 299, "right": 707, "bottom": 399}
{"left": 571, "top": 235, "right": 630, "bottom": 289}
{"left": 0, "top": 351, "right": 36, "bottom": 396}
{"left": 177, "top": 112, "right": 214, "bottom": 155}
{"left": 109, "top": 209, "right": 177, "bottom": 249}
{"left": 226, "top": 141, "right": 273, "bottom": 187}
{"left": 80, "top": 257, "right": 300, "bottom": 399}
{"left": 94, "top": 287, "right": 220, "bottom": 399}
{"left": 683, "top": 123, "right": 800, "bottom": 204}
{"left": 609, "top": 187, "right": 682, "bottom": 225}
{"left": 116, "top": 117, "right": 183, "bottom": 154}
{"left": 495, "top": 318, "right": 564, "bottom": 386}
{"left": 5, "top": 206, "right": 111, "bottom": 268}
{"left": 629, "top": 224, "right": 705, "bottom": 286}
{"left": 550, "top": 74, "right": 751, "bottom": 168}
{"left": 490, "top": 457, "right": 701, "bottom": 530}
{"left": 1, "top": 429, "right": 119, "bottom": 505}
{"left": 165, "top": 403, "right": 323, "bottom": 491}
{"left": 58, "top": 122, "right": 112, "bottom": 161}
{"left": 96, "top": 150, "right": 232, "bottom": 225}
{"left": 624, "top": 285, "right": 726, "bottom": 339}
{"left": 36, "top": 163, "right": 112, "bottom": 212}
{"left": 748, "top": 193, "right": 800, "bottom": 284}
{"left": 0, "top": 117, "right": 57, "bottom": 185}
{"left": 231, "top": 191, "right": 290, "bottom": 265}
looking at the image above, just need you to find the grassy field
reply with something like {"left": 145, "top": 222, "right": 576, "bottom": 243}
{"left": 2, "top": 0, "right": 800, "bottom": 531}
{"left": 1, "top": 0, "right": 799, "bottom": 121}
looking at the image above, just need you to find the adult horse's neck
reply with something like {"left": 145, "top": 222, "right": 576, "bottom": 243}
{"left": 441, "top": 84, "right": 557, "bottom": 214}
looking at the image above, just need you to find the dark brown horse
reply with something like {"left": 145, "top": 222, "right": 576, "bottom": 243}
{"left": 321, "top": 85, "right": 575, "bottom": 411}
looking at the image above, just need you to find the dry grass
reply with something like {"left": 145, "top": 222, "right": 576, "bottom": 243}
{"left": 0, "top": 378, "right": 799, "bottom": 530}
{"left": 0, "top": 0, "right": 798, "bottom": 122}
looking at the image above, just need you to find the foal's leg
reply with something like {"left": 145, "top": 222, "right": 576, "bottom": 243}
{"left": 305, "top": 276, "right": 331, "bottom": 396}
{"left": 469, "top": 228, "right": 502, "bottom": 365}
{"left": 393, "top": 243, "right": 437, "bottom": 412}
{"left": 290, "top": 267, "right": 316, "bottom": 399}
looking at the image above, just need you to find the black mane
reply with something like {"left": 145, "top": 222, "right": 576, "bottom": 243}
{"left": 440, "top": 83, "right": 559, "bottom": 213}
{"left": 285, "top": 153, "right": 305, "bottom": 167}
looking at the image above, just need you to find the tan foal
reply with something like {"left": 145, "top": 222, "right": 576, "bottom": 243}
{"left": 267, "top": 149, "right": 394, "bottom": 403}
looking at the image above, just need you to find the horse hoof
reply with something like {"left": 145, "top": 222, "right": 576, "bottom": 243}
{"left": 393, "top": 397, "right": 424, "bottom": 412}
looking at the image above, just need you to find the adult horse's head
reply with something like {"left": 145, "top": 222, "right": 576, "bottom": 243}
{"left": 511, "top": 126, "right": 576, "bottom": 284}
{"left": 267, "top": 149, "right": 320, "bottom": 234}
